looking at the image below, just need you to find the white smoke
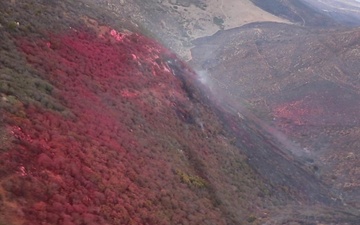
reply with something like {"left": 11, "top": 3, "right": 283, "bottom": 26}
{"left": 195, "top": 69, "right": 215, "bottom": 91}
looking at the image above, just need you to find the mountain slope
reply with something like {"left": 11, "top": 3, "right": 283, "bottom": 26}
{"left": 191, "top": 19, "right": 360, "bottom": 214}
{"left": 88, "top": 0, "right": 290, "bottom": 60}
{"left": 1, "top": 0, "right": 360, "bottom": 225}
{"left": 0, "top": 1, "right": 273, "bottom": 224}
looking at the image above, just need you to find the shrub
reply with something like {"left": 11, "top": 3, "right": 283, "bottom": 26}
{"left": 176, "top": 170, "right": 207, "bottom": 188}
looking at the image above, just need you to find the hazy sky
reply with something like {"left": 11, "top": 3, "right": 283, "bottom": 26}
{"left": 303, "top": 0, "right": 360, "bottom": 11}
{"left": 302, "top": 0, "right": 360, "bottom": 23}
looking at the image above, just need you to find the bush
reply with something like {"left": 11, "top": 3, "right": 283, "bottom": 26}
{"left": 176, "top": 170, "right": 207, "bottom": 188}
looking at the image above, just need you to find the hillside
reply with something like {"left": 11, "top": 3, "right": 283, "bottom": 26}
{"left": 88, "top": 0, "right": 290, "bottom": 60}
{"left": 0, "top": 1, "right": 276, "bottom": 224}
{"left": 1, "top": 0, "right": 360, "bottom": 225}
{"left": 191, "top": 16, "right": 360, "bottom": 222}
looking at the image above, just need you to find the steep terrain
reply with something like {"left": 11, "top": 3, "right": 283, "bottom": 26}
{"left": 191, "top": 15, "right": 360, "bottom": 215}
{"left": 86, "top": 0, "right": 290, "bottom": 60}
{"left": 0, "top": 0, "right": 279, "bottom": 224}
{"left": 1, "top": 0, "right": 360, "bottom": 225}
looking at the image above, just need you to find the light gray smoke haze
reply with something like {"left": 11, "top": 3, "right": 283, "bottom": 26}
{"left": 302, "top": 0, "right": 360, "bottom": 24}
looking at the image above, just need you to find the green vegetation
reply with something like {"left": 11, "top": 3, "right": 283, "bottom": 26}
{"left": 176, "top": 170, "right": 207, "bottom": 188}
{"left": 213, "top": 16, "right": 224, "bottom": 29}
{"left": 7, "top": 21, "right": 19, "bottom": 30}
{"left": 247, "top": 215, "right": 257, "bottom": 223}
